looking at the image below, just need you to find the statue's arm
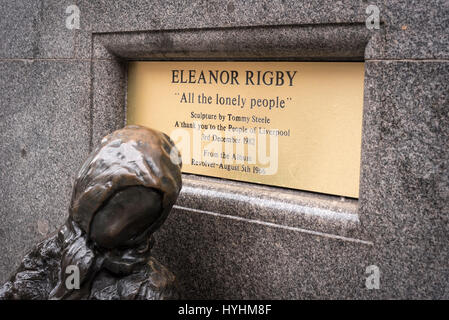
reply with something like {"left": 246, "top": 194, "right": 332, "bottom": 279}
{"left": 0, "top": 236, "right": 61, "bottom": 300}
{"left": 0, "top": 255, "right": 49, "bottom": 300}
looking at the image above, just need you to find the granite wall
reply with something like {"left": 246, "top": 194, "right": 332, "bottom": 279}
{"left": 0, "top": 0, "right": 447, "bottom": 299}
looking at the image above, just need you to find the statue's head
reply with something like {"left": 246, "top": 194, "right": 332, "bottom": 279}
{"left": 69, "top": 125, "right": 182, "bottom": 254}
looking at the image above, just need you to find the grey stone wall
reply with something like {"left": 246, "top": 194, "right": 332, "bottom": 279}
{"left": 0, "top": 0, "right": 447, "bottom": 299}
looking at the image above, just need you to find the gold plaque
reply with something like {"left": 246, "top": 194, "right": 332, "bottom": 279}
{"left": 127, "top": 62, "right": 364, "bottom": 198}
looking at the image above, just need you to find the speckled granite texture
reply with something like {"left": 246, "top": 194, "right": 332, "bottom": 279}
{"left": 0, "top": 0, "right": 447, "bottom": 299}
{"left": 359, "top": 61, "right": 449, "bottom": 298}
{"left": 0, "top": 60, "right": 91, "bottom": 280}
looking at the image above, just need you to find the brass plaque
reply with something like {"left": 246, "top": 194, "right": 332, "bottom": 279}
{"left": 127, "top": 62, "right": 364, "bottom": 198}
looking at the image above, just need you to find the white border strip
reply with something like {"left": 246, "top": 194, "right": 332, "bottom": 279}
{"left": 173, "top": 205, "right": 373, "bottom": 246}
{"left": 181, "top": 185, "right": 359, "bottom": 223}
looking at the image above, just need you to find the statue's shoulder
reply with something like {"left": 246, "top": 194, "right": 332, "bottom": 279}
{"left": 127, "top": 257, "right": 180, "bottom": 300}
{"left": 145, "top": 257, "right": 179, "bottom": 299}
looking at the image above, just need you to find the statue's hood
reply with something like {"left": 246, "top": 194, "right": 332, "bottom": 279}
{"left": 69, "top": 125, "right": 182, "bottom": 236}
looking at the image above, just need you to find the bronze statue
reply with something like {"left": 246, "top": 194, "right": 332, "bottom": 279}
{"left": 0, "top": 125, "right": 182, "bottom": 299}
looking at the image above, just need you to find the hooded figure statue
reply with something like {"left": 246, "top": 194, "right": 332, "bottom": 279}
{"left": 0, "top": 125, "right": 182, "bottom": 300}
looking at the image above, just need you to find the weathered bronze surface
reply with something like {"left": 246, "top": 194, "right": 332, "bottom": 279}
{"left": 0, "top": 125, "right": 182, "bottom": 300}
